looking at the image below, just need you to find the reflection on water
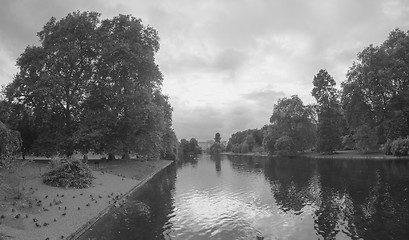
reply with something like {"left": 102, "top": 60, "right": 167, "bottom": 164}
{"left": 79, "top": 155, "right": 409, "bottom": 240}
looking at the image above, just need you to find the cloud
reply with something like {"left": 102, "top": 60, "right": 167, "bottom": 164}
{"left": 2, "top": 0, "right": 409, "bottom": 142}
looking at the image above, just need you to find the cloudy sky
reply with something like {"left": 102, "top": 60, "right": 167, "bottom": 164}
{"left": 1, "top": 0, "right": 409, "bottom": 141}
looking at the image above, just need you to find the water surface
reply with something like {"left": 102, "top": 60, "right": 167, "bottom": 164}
{"left": 79, "top": 154, "right": 409, "bottom": 240}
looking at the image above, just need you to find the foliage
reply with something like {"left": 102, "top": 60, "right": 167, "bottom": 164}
{"left": 353, "top": 124, "right": 378, "bottom": 153}
{"left": 42, "top": 158, "right": 94, "bottom": 188}
{"left": 214, "top": 132, "right": 221, "bottom": 143}
{"left": 230, "top": 143, "right": 250, "bottom": 154}
{"left": 227, "top": 128, "right": 264, "bottom": 151}
{"left": 265, "top": 95, "right": 316, "bottom": 155}
{"left": 342, "top": 28, "right": 409, "bottom": 143}
{"left": 341, "top": 133, "right": 355, "bottom": 150}
{"left": 252, "top": 146, "right": 265, "bottom": 154}
{"left": 389, "top": 137, "right": 409, "bottom": 156}
{"left": 179, "top": 138, "right": 201, "bottom": 156}
{"left": 382, "top": 139, "right": 393, "bottom": 155}
{"left": 274, "top": 136, "right": 296, "bottom": 156}
{"left": 209, "top": 142, "right": 225, "bottom": 155}
{"left": 246, "top": 134, "right": 255, "bottom": 152}
{"left": 312, "top": 69, "right": 342, "bottom": 154}
{"left": 2, "top": 11, "right": 173, "bottom": 158}
{"left": 240, "top": 142, "right": 250, "bottom": 153}
{"left": 0, "top": 121, "right": 21, "bottom": 169}
{"left": 315, "top": 108, "right": 342, "bottom": 154}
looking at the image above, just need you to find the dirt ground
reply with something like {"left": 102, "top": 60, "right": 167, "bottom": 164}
{"left": 0, "top": 158, "right": 172, "bottom": 240}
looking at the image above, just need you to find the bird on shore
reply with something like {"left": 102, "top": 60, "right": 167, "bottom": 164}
{"left": 86, "top": 203, "right": 90, "bottom": 207}
{"left": 15, "top": 214, "right": 20, "bottom": 219}
{"left": 43, "top": 222, "right": 49, "bottom": 226}
{"left": 45, "top": 195, "right": 48, "bottom": 199}
{"left": 33, "top": 218, "right": 38, "bottom": 222}
{"left": 62, "top": 212, "right": 66, "bottom": 216}
{"left": 35, "top": 222, "right": 41, "bottom": 227}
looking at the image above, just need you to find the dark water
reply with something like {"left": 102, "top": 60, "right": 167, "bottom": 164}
{"left": 79, "top": 154, "right": 409, "bottom": 240}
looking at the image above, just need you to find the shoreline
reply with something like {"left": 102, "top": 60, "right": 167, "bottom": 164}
{"left": 0, "top": 159, "right": 173, "bottom": 240}
{"left": 69, "top": 159, "right": 173, "bottom": 240}
{"left": 221, "top": 150, "right": 409, "bottom": 160}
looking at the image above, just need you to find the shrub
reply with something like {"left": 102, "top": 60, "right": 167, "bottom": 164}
{"left": 390, "top": 137, "right": 409, "bottom": 156}
{"left": 43, "top": 158, "right": 94, "bottom": 188}
{"left": 274, "top": 136, "right": 296, "bottom": 156}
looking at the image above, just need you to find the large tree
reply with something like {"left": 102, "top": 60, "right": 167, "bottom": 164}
{"left": 342, "top": 28, "right": 409, "bottom": 143}
{"left": 4, "top": 11, "right": 172, "bottom": 158}
{"left": 265, "top": 95, "right": 316, "bottom": 154}
{"left": 312, "top": 69, "right": 342, "bottom": 153}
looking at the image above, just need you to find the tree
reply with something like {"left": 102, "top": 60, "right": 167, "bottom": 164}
{"left": 265, "top": 95, "right": 316, "bottom": 155}
{"left": 4, "top": 12, "right": 170, "bottom": 158}
{"left": 209, "top": 142, "right": 225, "bottom": 154}
{"left": 0, "top": 121, "right": 21, "bottom": 169}
{"left": 214, "top": 132, "right": 221, "bottom": 143}
{"left": 342, "top": 28, "right": 409, "bottom": 144}
{"left": 312, "top": 69, "right": 342, "bottom": 153}
{"left": 274, "top": 135, "right": 296, "bottom": 156}
{"left": 354, "top": 124, "right": 378, "bottom": 153}
{"left": 210, "top": 133, "right": 224, "bottom": 154}
{"left": 246, "top": 134, "right": 255, "bottom": 152}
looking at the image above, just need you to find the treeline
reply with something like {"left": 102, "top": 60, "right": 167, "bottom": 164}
{"left": 227, "top": 28, "right": 409, "bottom": 156}
{"left": 226, "top": 129, "right": 264, "bottom": 154}
{"left": 0, "top": 11, "right": 178, "bottom": 160}
{"left": 178, "top": 138, "right": 202, "bottom": 156}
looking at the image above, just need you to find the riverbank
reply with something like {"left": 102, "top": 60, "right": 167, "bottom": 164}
{"left": 0, "top": 159, "right": 173, "bottom": 240}
{"left": 221, "top": 150, "right": 409, "bottom": 160}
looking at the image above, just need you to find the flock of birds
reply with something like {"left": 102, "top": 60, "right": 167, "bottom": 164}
{"left": 1, "top": 181, "right": 129, "bottom": 240}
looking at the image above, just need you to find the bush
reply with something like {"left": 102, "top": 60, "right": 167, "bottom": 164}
{"left": 274, "top": 136, "right": 296, "bottom": 156}
{"left": 390, "top": 137, "right": 409, "bottom": 156}
{"left": 43, "top": 158, "right": 94, "bottom": 188}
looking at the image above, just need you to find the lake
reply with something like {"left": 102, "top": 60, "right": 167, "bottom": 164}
{"left": 79, "top": 154, "right": 409, "bottom": 240}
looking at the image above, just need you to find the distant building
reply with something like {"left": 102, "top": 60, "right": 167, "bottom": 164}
{"left": 198, "top": 141, "right": 214, "bottom": 151}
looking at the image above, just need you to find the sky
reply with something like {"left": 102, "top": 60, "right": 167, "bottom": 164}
{"left": 1, "top": 0, "right": 409, "bottom": 142}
